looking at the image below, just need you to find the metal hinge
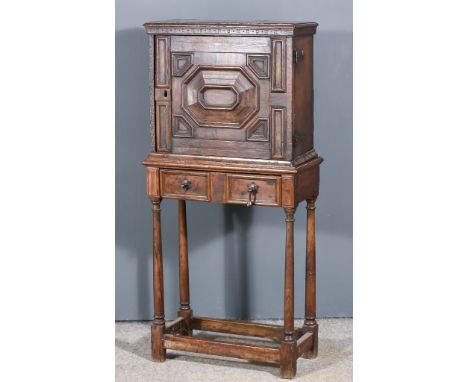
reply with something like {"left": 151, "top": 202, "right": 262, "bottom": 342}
{"left": 294, "top": 49, "right": 304, "bottom": 64}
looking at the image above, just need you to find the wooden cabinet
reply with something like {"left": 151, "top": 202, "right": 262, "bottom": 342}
{"left": 148, "top": 21, "right": 316, "bottom": 162}
{"left": 142, "top": 20, "right": 323, "bottom": 379}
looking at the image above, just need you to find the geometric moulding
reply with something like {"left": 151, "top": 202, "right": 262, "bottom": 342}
{"left": 199, "top": 85, "right": 240, "bottom": 111}
{"left": 246, "top": 118, "right": 269, "bottom": 141}
{"left": 247, "top": 54, "right": 270, "bottom": 79}
{"left": 182, "top": 66, "right": 259, "bottom": 129}
{"left": 271, "top": 38, "right": 286, "bottom": 92}
{"left": 172, "top": 53, "right": 193, "bottom": 77}
{"left": 172, "top": 115, "right": 193, "bottom": 137}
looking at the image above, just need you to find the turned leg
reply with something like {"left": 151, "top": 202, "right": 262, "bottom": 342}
{"left": 151, "top": 199, "right": 166, "bottom": 362}
{"left": 280, "top": 208, "right": 297, "bottom": 379}
{"left": 177, "top": 200, "right": 193, "bottom": 334}
{"left": 303, "top": 198, "right": 318, "bottom": 359}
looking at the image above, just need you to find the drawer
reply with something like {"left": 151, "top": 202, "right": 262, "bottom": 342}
{"left": 226, "top": 174, "right": 281, "bottom": 207}
{"left": 160, "top": 169, "right": 210, "bottom": 201}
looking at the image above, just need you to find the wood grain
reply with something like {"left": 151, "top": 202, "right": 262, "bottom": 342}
{"left": 143, "top": 20, "right": 322, "bottom": 379}
{"left": 226, "top": 173, "right": 281, "bottom": 206}
{"left": 151, "top": 199, "right": 165, "bottom": 361}
{"left": 160, "top": 169, "right": 210, "bottom": 201}
{"left": 191, "top": 316, "right": 288, "bottom": 341}
{"left": 292, "top": 35, "right": 314, "bottom": 157}
{"left": 178, "top": 201, "right": 191, "bottom": 308}
{"left": 271, "top": 38, "right": 286, "bottom": 92}
{"left": 155, "top": 36, "right": 170, "bottom": 87}
{"left": 283, "top": 208, "right": 296, "bottom": 341}
{"left": 144, "top": 21, "right": 318, "bottom": 37}
{"left": 296, "top": 332, "right": 314, "bottom": 358}
{"left": 164, "top": 335, "right": 281, "bottom": 364}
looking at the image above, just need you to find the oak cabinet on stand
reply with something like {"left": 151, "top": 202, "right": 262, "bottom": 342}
{"left": 142, "top": 20, "right": 323, "bottom": 379}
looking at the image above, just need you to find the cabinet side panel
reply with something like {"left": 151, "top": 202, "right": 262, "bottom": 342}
{"left": 293, "top": 35, "right": 314, "bottom": 158}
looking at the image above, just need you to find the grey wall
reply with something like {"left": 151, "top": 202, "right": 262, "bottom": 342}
{"left": 116, "top": 0, "right": 352, "bottom": 320}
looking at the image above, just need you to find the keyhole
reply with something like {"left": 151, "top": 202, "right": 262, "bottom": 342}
{"left": 164, "top": 90, "right": 168, "bottom": 97}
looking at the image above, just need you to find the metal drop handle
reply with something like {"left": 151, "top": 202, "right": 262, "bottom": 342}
{"left": 181, "top": 179, "right": 191, "bottom": 191}
{"left": 246, "top": 183, "right": 259, "bottom": 207}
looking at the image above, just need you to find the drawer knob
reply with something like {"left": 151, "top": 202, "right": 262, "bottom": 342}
{"left": 246, "top": 183, "right": 259, "bottom": 207}
{"left": 181, "top": 179, "right": 191, "bottom": 191}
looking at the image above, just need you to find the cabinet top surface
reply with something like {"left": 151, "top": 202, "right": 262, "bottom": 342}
{"left": 144, "top": 20, "right": 318, "bottom": 36}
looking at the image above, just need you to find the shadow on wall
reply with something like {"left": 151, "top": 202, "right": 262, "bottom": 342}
{"left": 115, "top": 27, "right": 352, "bottom": 320}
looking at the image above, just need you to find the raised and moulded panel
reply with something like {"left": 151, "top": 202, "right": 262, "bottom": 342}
{"left": 247, "top": 54, "right": 270, "bottom": 78}
{"left": 148, "top": 26, "right": 313, "bottom": 161}
{"left": 172, "top": 53, "right": 193, "bottom": 77}
{"left": 155, "top": 36, "right": 171, "bottom": 152}
{"left": 271, "top": 106, "right": 286, "bottom": 159}
{"left": 156, "top": 36, "right": 170, "bottom": 87}
{"left": 182, "top": 66, "right": 259, "bottom": 129}
{"left": 156, "top": 101, "right": 171, "bottom": 151}
{"left": 246, "top": 119, "right": 269, "bottom": 142}
{"left": 271, "top": 37, "right": 286, "bottom": 92}
{"left": 198, "top": 85, "right": 240, "bottom": 111}
{"left": 149, "top": 35, "right": 156, "bottom": 151}
{"left": 172, "top": 115, "right": 193, "bottom": 138}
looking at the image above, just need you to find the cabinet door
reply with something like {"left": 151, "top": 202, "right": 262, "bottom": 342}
{"left": 167, "top": 36, "right": 286, "bottom": 160}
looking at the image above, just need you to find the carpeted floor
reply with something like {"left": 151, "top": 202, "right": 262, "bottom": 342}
{"left": 116, "top": 318, "right": 352, "bottom": 381}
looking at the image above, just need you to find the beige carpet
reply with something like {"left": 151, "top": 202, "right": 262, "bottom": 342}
{"left": 116, "top": 318, "right": 352, "bottom": 381}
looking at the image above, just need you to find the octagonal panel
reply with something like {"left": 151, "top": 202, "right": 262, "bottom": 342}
{"left": 182, "top": 66, "right": 259, "bottom": 129}
{"left": 198, "top": 85, "right": 240, "bottom": 111}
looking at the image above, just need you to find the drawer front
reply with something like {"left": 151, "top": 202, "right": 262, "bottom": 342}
{"left": 160, "top": 169, "right": 210, "bottom": 201}
{"left": 226, "top": 174, "right": 281, "bottom": 206}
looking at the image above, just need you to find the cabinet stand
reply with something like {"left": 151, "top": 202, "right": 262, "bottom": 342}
{"left": 149, "top": 197, "right": 318, "bottom": 379}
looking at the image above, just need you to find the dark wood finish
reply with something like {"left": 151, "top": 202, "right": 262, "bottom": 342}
{"left": 146, "top": 21, "right": 316, "bottom": 162}
{"left": 142, "top": 20, "right": 322, "bottom": 379}
{"left": 281, "top": 208, "right": 297, "bottom": 378}
{"left": 142, "top": 151, "right": 322, "bottom": 175}
{"left": 151, "top": 200, "right": 165, "bottom": 361}
{"left": 160, "top": 169, "right": 210, "bottom": 201}
{"left": 164, "top": 334, "right": 281, "bottom": 364}
{"left": 303, "top": 198, "right": 318, "bottom": 359}
{"left": 280, "top": 340, "right": 297, "bottom": 379}
{"left": 226, "top": 173, "right": 281, "bottom": 207}
{"left": 283, "top": 208, "right": 296, "bottom": 341}
{"left": 191, "top": 316, "right": 292, "bottom": 341}
{"left": 305, "top": 200, "right": 317, "bottom": 324}
{"left": 143, "top": 20, "right": 318, "bottom": 37}
{"left": 177, "top": 200, "right": 193, "bottom": 334}
{"left": 292, "top": 35, "right": 314, "bottom": 158}
{"left": 296, "top": 332, "right": 314, "bottom": 357}
{"left": 154, "top": 36, "right": 171, "bottom": 152}
{"left": 164, "top": 317, "right": 184, "bottom": 334}
{"left": 271, "top": 37, "right": 286, "bottom": 92}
